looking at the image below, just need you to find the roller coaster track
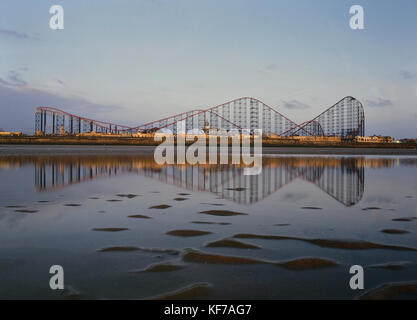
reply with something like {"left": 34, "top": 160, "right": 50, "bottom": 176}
{"left": 35, "top": 96, "right": 365, "bottom": 137}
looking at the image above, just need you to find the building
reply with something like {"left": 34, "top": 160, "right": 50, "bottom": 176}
{"left": 286, "top": 135, "right": 342, "bottom": 143}
{"left": 0, "top": 131, "right": 23, "bottom": 136}
{"left": 355, "top": 135, "right": 392, "bottom": 143}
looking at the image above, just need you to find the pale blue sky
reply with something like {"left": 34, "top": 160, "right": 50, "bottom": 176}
{"left": 1, "top": 0, "right": 416, "bottom": 137}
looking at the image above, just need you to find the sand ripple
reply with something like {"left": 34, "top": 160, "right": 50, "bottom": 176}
{"left": 369, "top": 261, "right": 412, "bottom": 270}
{"left": 233, "top": 233, "right": 417, "bottom": 251}
{"left": 191, "top": 221, "right": 231, "bottom": 225}
{"left": 98, "top": 246, "right": 180, "bottom": 255}
{"left": 278, "top": 257, "right": 338, "bottom": 270}
{"left": 381, "top": 229, "right": 410, "bottom": 234}
{"left": 199, "top": 210, "right": 247, "bottom": 216}
{"left": 149, "top": 204, "right": 171, "bottom": 209}
{"left": 128, "top": 214, "right": 152, "bottom": 219}
{"left": 131, "top": 261, "right": 185, "bottom": 273}
{"left": 14, "top": 209, "right": 38, "bottom": 213}
{"left": 166, "top": 230, "right": 212, "bottom": 237}
{"left": 92, "top": 228, "right": 129, "bottom": 232}
{"left": 149, "top": 282, "right": 212, "bottom": 300}
{"left": 181, "top": 249, "right": 338, "bottom": 270}
{"left": 359, "top": 282, "right": 417, "bottom": 300}
{"left": 182, "top": 249, "right": 267, "bottom": 264}
{"left": 205, "top": 239, "right": 261, "bottom": 249}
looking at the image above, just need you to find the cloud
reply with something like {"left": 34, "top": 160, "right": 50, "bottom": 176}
{"left": 0, "top": 70, "right": 27, "bottom": 87}
{"left": 56, "top": 79, "right": 65, "bottom": 86}
{"left": 265, "top": 64, "right": 278, "bottom": 71}
{"left": 258, "top": 64, "right": 278, "bottom": 76}
{"left": 282, "top": 100, "right": 310, "bottom": 110}
{"left": 0, "top": 84, "right": 123, "bottom": 133}
{"left": 0, "top": 27, "right": 32, "bottom": 39}
{"left": 365, "top": 98, "right": 393, "bottom": 108}
{"left": 400, "top": 71, "right": 416, "bottom": 80}
{"left": 7, "top": 70, "right": 27, "bottom": 86}
{"left": 0, "top": 78, "right": 9, "bottom": 86}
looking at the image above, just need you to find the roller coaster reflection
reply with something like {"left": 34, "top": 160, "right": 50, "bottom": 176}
{"left": 19, "top": 155, "right": 371, "bottom": 207}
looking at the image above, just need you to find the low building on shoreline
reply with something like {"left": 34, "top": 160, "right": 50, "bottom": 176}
{"left": 355, "top": 135, "right": 393, "bottom": 143}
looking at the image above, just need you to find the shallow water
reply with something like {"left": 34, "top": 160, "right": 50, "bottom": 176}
{"left": 0, "top": 151, "right": 416, "bottom": 299}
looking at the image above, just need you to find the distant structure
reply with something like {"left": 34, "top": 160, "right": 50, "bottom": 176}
{"left": 35, "top": 96, "right": 365, "bottom": 138}
{"left": 0, "top": 131, "right": 22, "bottom": 136}
{"left": 355, "top": 135, "right": 393, "bottom": 143}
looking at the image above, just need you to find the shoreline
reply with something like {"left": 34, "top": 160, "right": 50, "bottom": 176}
{"left": 1, "top": 145, "right": 417, "bottom": 156}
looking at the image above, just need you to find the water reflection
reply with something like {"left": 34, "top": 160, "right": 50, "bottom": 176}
{"left": 2, "top": 155, "right": 413, "bottom": 207}
{"left": 1, "top": 153, "right": 417, "bottom": 300}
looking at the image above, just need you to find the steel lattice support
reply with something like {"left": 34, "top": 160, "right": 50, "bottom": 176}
{"left": 34, "top": 96, "right": 365, "bottom": 137}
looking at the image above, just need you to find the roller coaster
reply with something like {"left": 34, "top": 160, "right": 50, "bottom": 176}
{"left": 35, "top": 96, "right": 365, "bottom": 137}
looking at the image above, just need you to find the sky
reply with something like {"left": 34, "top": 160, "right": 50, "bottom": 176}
{"left": 0, "top": 0, "right": 416, "bottom": 138}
